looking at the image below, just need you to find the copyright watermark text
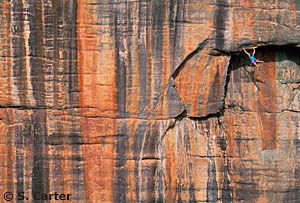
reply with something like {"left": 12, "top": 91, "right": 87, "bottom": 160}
{"left": 1, "top": 192, "right": 71, "bottom": 201}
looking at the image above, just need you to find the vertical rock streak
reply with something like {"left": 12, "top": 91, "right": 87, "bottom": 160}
{"left": 214, "top": 0, "right": 228, "bottom": 50}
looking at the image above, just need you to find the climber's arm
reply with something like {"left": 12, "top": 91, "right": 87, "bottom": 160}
{"left": 243, "top": 48, "right": 250, "bottom": 57}
{"left": 252, "top": 47, "right": 256, "bottom": 55}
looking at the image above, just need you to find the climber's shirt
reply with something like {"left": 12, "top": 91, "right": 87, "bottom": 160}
{"left": 249, "top": 55, "right": 256, "bottom": 65}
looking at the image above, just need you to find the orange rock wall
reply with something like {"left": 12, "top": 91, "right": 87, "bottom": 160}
{"left": 0, "top": 0, "right": 300, "bottom": 202}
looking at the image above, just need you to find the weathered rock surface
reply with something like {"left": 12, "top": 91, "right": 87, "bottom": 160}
{"left": 0, "top": 0, "right": 300, "bottom": 202}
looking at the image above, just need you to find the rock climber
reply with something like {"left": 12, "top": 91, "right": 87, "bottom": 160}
{"left": 243, "top": 47, "right": 264, "bottom": 67}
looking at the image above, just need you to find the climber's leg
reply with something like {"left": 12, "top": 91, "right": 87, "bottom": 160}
{"left": 251, "top": 59, "right": 257, "bottom": 66}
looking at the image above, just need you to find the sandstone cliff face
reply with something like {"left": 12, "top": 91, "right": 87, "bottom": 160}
{"left": 0, "top": 0, "right": 300, "bottom": 202}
